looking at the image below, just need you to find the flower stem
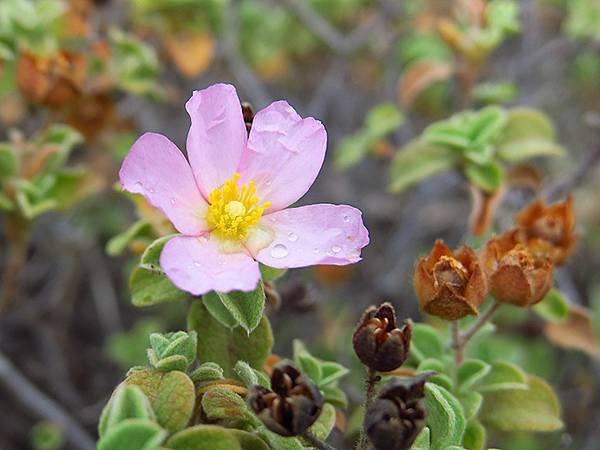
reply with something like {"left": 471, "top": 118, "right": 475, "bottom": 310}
{"left": 460, "top": 300, "right": 501, "bottom": 344}
{"left": 301, "top": 430, "right": 337, "bottom": 450}
{"left": 451, "top": 320, "right": 463, "bottom": 368}
{"left": 356, "top": 368, "right": 380, "bottom": 450}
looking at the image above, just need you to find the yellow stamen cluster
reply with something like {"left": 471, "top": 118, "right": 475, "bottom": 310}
{"left": 206, "top": 173, "right": 270, "bottom": 241}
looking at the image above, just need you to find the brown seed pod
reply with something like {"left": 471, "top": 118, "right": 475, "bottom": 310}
{"left": 248, "top": 364, "right": 323, "bottom": 437}
{"left": 364, "top": 373, "right": 431, "bottom": 450}
{"left": 413, "top": 240, "right": 488, "bottom": 320}
{"left": 353, "top": 303, "right": 412, "bottom": 372}
{"left": 515, "top": 197, "right": 576, "bottom": 265}
{"left": 480, "top": 230, "right": 553, "bottom": 307}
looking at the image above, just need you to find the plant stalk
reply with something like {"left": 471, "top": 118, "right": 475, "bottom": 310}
{"left": 356, "top": 368, "right": 380, "bottom": 450}
{"left": 301, "top": 430, "right": 338, "bottom": 450}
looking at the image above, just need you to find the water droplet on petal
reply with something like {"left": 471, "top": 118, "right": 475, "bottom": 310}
{"left": 198, "top": 235, "right": 208, "bottom": 243}
{"left": 288, "top": 232, "right": 298, "bottom": 242}
{"left": 134, "top": 181, "right": 143, "bottom": 190}
{"left": 331, "top": 245, "right": 342, "bottom": 254}
{"left": 313, "top": 247, "right": 320, "bottom": 253}
{"left": 149, "top": 187, "right": 155, "bottom": 194}
{"left": 193, "top": 260, "right": 202, "bottom": 267}
{"left": 270, "top": 243, "right": 288, "bottom": 259}
{"left": 169, "top": 198, "right": 176, "bottom": 205}
{"left": 343, "top": 215, "right": 350, "bottom": 223}
{"left": 270, "top": 217, "right": 277, "bottom": 223}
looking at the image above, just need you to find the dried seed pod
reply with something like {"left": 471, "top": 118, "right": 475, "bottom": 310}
{"left": 248, "top": 364, "right": 323, "bottom": 436}
{"left": 413, "top": 240, "right": 488, "bottom": 320}
{"left": 515, "top": 197, "right": 576, "bottom": 265}
{"left": 16, "top": 51, "right": 86, "bottom": 109}
{"left": 364, "top": 373, "right": 430, "bottom": 450}
{"left": 481, "top": 230, "right": 553, "bottom": 307}
{"left": 241, "top": 102, "right": 254, "bottom": 135}
{"left": 353, "top": 303, "right": 412, "bottom": 372}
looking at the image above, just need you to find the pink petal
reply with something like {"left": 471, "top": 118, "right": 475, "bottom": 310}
{"left": 185, "top": 84, "right": 247, "bottom": 197}
{"left": 253, "top": 204, "right": 369, "bottom": 268}
{"left": 238, "top": 101, "right": 326, "bottom": 211}
{"left": 119, "top": 132, "right": 207, "bottom": 235}
{"left": 160, "top": 235, "right": 261, "bottom": 295}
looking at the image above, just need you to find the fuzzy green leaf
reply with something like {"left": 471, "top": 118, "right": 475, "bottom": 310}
{"left": 126, "top": 369, "right": 195, "bottom": 434}
{"left": 188, "top": 301, "right": 273, "bottom": 377}
{"left": 308, "top": 403, "right": 336, "bottom": 441}
{"left": 201, "top": 387, "right": 257, "bottom": 429}
{"left": 479, "top": 375, "right": 563, "bottom": 432}
{"left": 259, "top": 264, "right": 287, "bottom": 282}
{"left": 130, "top": 235, "right": 188, "bottom": 306}
{"left": 0, "top": 144, "right": 17, "bottom": 179}
{"left": 463, "top": 419, "right": 486, "bottom": 450}
{"left": 532, "top": 289, "right": 569, "bottom": 323}
{"left": 365, "top": 103, "right": 404, "bottom": 137}
{"left": 425, "top": 383, "right": 466, "bottom": 450}
{"left": 206, "top": 281, "right": 266, "bottom": 333}
{"left": 190, "top": 362, "right": 224, "bottom": 383}
{"left": 98, "top": 385, "right": 155, "bottom": 437}
{"left": 229, "top": 430, "right": 270, "bottom": 450}
{"left": 410, "top": 324, "right": 445, "bottom": 363}
{"left": 464, "top": 161, "right": 504, "bottom": 193}
{"left": 411, "top": 426, "right": 430, "bottom": 450}
{"left": 390, "top": 141, "right": 458, "bottom": 193}
{"left": 97, "top": 418, "right": 167, "bottom": 450}
{"left": 475, "top": 360, "right": 528, "bottom": 393}
{"left": 166, "top": 425, "right": 242, "bottom": 450}
{"left": 106, "top": 220, "right": 153, "bottom": 257}
{"left": 457, "top": 391, "right": 483, "bottom": 421}
{"left": 458, "top": 359, "right": 491, "bottom": 392}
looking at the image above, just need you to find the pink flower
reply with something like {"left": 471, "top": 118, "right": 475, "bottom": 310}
{"left": 120, "top": 84, "right": 369, "bottom": 295}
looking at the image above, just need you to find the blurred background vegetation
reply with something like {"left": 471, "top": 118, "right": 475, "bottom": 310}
{"left": 1, "top": 0, "right": 600, "bottom": 449}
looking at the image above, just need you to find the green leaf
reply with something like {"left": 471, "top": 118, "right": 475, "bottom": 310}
{"left": 464, "top": 161, "right": 504, "bottom": 193}
{"left": 130, "top": 267, "right": 189, "bottom": 307}
{"left": 188, "top": 301, "right": 273, "bottom": 377}
{"left": 206, "top": 281, "right": 266, "bottom": 334}
{"left": 126, "top": 369, "right": 195, "bottom": 434}
{"left": 229, "top": 430, "right": 270, "bottom": 450}
{"left": 166, "top": 425, "right": 242, "bottom": 450}
{"left": 321, "top": 384, "right": 348, "bottom": 409}
{"left": 233, "top": 360, "right": 259, "bottom": 387}
{"left": 457, "top": 391, "right": 483, "bottom": 420}
{"left": 425, "top": 383, "right": 466, "bottom": 450}
{"left": 130, "top": 235, "right": 188, "bottom": 307}
{"left": 0, "top": 144, "right": 17, "bottom": 179}
{"left": 256, "top": 427, "right": 304, "bottom": 450}
{"left": 467, "top": 106, "right": 507, "bottom": 146}
{"left": 475, "top": 360, "right": 528, "bottom": 393}
{"left": 365, "top": 103, "right": 404, "bottom": 137}
{"left": 463, "top": 419, "right": 486, "bottom": 450}
{"left": 479, "top": 375, "right": 563, "bottom": 432}
{"left": 308, "top": 403, "right": 336, "bottom": 441}
{"left": 259, "top": 264, "right": 287, "bottom": 282}
{"left": 497, "top": 107, "right": 564, "bottom": 161}
{"left": 410, "top": 324, "right": 445, "bottom": 363}
{"left": 319, "top": 361, "right": 350, "bottom": 387}
{"left": 334, "top": 132, "right": 372, "bottom": 171}
{"left": 97, "top": 418, "right": 167, "bottom": 450}
{"left": 389, "top": 140, "right": 458, "bottom": 193}
{"left": 532, "top": 289, "right": 570, "bottom": 323}
{"left": 201, "top": 387, "right": 257, "bottom": 429}
{"left": 202, "top": 292, "right": 239, "bottom": 328}
{"left": 148, "top": 331, "right": 197, "bottom": 371}
{"left": 190, "top": 362, "right": 224, "bottom": 383}
{"left": 457, "top": 359, "right": 491, "bottom": 392}
{"left": 99, "top": 385, "right": 156, "bottom": 437}
{"left": 106, "top": 220, "right": 153, "bottom": 257}
{"left": 411, "top": 426, "right": 430, "bottom": 450}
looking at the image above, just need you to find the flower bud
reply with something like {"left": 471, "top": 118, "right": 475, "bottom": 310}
{"left": 248, "top": 364, "right": 323, "bottom": 436}
{"left": 413, "top": 240, "right": 487, "bottom": 320}
{"left": 515, "top": 197, "right": 576, "bottom": 265}
{"left": 147, "top": 331, "right": 197, "bottom": 372}
{"left": 364, "top": 373, "right": 430, "bottom": 450}
{"left": 353, "top": 303, "right": 412, "bottom": 372}
{"left": 481, "top": 230, "right": 553, "bottom": 307}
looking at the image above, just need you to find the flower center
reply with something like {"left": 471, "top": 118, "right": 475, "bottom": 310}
{"left": 206, "top": 173, "right": 270, "bottom": 241}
